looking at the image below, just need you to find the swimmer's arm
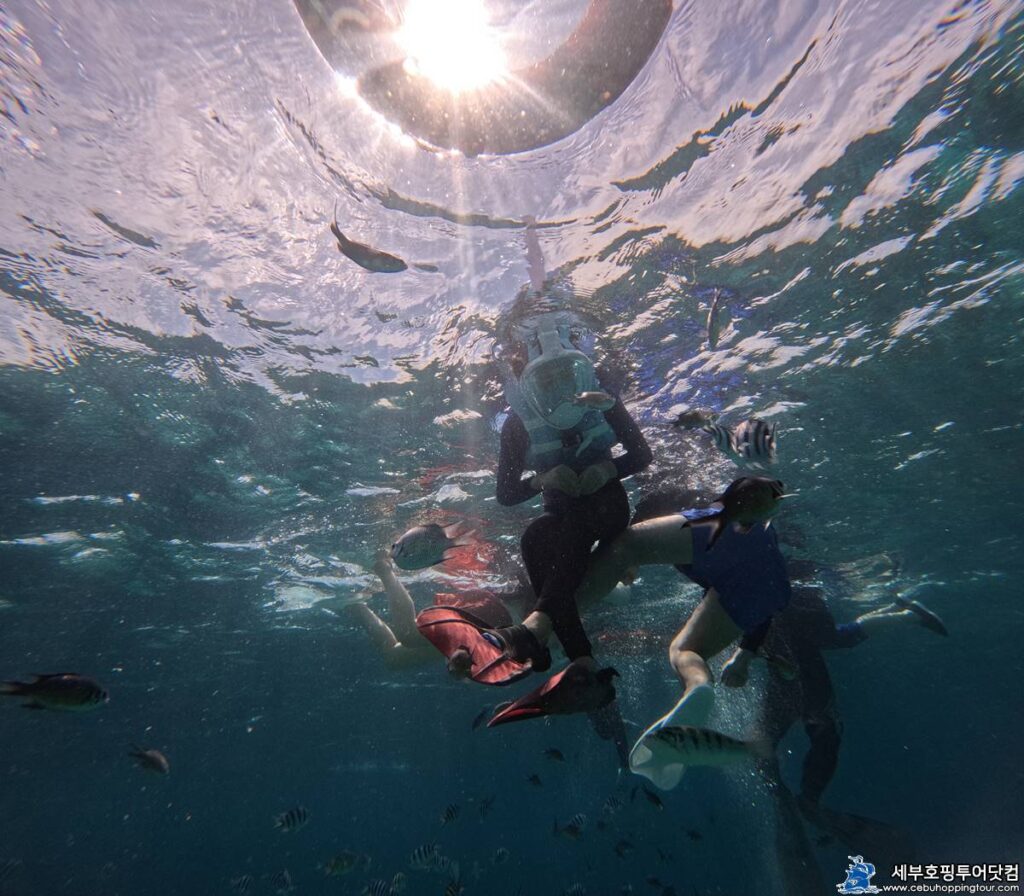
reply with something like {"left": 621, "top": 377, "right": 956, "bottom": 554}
{"left": 604, "top": 400, "right": 653, "bottom": 479}
{"left": 496, "top": 413, "right": 540, "bottom": 506}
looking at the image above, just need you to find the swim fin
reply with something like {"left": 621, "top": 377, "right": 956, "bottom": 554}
{"left": 415, "top": 606, "right": 533, "bottom": 686}
{"left": 894, "top": 595, "right": 948, "bottom": 636}
{"left": 629, "top": 684, "right": 714, "bottom": 790}
{"left": 488, "top": 661, "right": 619, "bottom": 727}
{"left": 799, "top": 799, "right": 918, "bottom": 865}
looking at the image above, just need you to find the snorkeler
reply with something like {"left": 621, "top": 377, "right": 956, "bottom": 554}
{"left": 417, "top": 295, "right": 651, "bottom": 719}
{"left": 756, "top": 581, "right": 944, "bottom": 863}
{"left": 565, "top": 477, "right": 793, "bottom": 787}
{"left": 348, "top": 550, "right": 515, "bottom": 670}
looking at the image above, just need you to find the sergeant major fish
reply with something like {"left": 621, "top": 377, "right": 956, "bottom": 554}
{"left": 439, "top": 803, "right": 460, "bottom": 824}
{"left": 273, "top": 806, "right": 309, "bottom": 832}
{"left": 391, "top": 523, "right": 476, "bottom": 571}
{"left": 0, "top": 673, "right": 108, "bottom": 711}
{"left": 647, "top": 725, "right": 771, "bottom": 767}
{"left": 702, "top": 418, "right": 777, "bottom": 467}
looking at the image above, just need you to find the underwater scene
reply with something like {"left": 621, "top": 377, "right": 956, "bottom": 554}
{"left": 1, "top": 0, "right": 1023, "bottom": 894}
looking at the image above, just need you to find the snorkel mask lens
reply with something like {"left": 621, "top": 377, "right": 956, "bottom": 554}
{"left": 518, "top": 316, "right": 598, "bottom": 429}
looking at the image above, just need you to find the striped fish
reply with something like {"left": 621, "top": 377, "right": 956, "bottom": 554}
{"left": 409, "top": 843, "right": 440, "bottom": 870}
{"left": 392, "top": 871, "right": 407, "bottom": 892}
{"left": 269, "top": 869, "right": 294, "bottom": 893}
{"left": 554, "top": 813, "right": 587, "bottom": 839}
{"left": 492, "top": 847, "right": 510, "bottom": 864}
{"left": 649, "top": 725, "right": 769, "bottom": 766}
{"left": 439, "top": 803, "right": 460, "bottom": 825}
{"left": 363, "top": 879, "right": 395, "bottom": 896}
{"left": 602, "top": 794, "right": 623, "bottom": 815}
{"left": 230, "top": 875, "right": 254, "bottom": 893}
{"left": 565, "top": 885, "right": 587, "bottom": 896}
{"left": 702, "top": 419, "right": 777, "bottom": 466}
{"left": 732, "top": 418, "right": 778, "bottom": 465}
{"left": 444, "top": 881, "right": 464, "bottom": 896}
{"left": 273, "top": 805, "right": 309, "bottom": 832}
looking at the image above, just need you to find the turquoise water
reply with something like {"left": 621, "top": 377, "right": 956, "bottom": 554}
{"left": 1, "top": 1, "right": 1023, "bottom": 894}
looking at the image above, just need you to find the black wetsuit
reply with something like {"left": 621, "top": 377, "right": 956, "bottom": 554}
{"left": 758, "top": 584, "right": 867, "bottom": 802}
{"left": 496, "top": 399, "right": 651, "bottom": 660}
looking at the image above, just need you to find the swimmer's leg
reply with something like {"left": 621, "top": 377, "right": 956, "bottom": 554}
{"left": 668, "top": 588, "right": 742, "bottom": 695}
{"left": 577, "top": 515, "right": 695, "bottom": 609}
{"left": 373, "top": 551, "right": 422, "bottom": 645}
{"left": 347, "top": 602, "right": 399, "bottom": 654}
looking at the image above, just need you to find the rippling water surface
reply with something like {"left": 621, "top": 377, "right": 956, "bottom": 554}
{"left": 1, "top": 0, "right": 1022, "bottom": 894}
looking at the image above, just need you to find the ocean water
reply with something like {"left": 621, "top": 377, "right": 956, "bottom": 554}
{"left": 1, "top": 1, "right": 1023, "bottom": 894}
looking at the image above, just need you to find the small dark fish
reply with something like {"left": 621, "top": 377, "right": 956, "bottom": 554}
{"left": 553, "top": 814, "right": 586, "bottom": 840}
{"left": 444, "top": 881, "right": 464, "bottom": 896}
{"left": 640, "top": 785, "right": 664, "bottom": 810}
{"left": 699, "top": 476, "right": 790, "bottom": 551}
{"left": 573, "top": 390, "right": 616, "bottom": 411}
{"left": 392, "top": 872, "right": 408, "bottom": 893}
{"left": 472, "top": 705, "right": 494, "bottom": 730}
{"left": 685, "top": 828, "right": 703, "bottom": 841}
{"left": 274, "top": 806, "right": 309, "bottom": 832}
{"left": 391, "top": 523, "right": 475, "bottom": 571}
{"left": 230, "top": 874, "right": 255, "bottom": 893}
{"left": 614, "top": 839, "right": 634, "bottom": 858}
{"left": 527, "top": 774, "right": 543, "bottom": 788}
{"left": 323, "top": 850, "right": 366, "bottom": 876}
{"left": 671, "top": 408, "right": 718, "bottom": 429}
{"left": 706, "top": 287, "right": 726, "bottom": 349}
{"left": 409, "top": 843, "right": 440, "bottom": 869}
{"left": 330, "top": 210, "right": 407, "bottom": 274}
{"left": 543, "top": 748, "right": 565, "bottom": 762}
{"left": 440, "top": 803, "right": 460, "bottom": 825}
{"left": 0, "top": 673, "right": 108, "bottom": 711}
{"left": 602, "top": 794, "right": 624, "bottom": 815}
{"left": 492, "top": 847, "right": 510, "bottom": 864}
{"left": 478, "top": 794, "right": 496, "bottom": 818}
{"left": 565, "top": 885, "right": 586, "bottom": 896}
{"left": 128, "top": 744, "right": 170, "bottom": 775}
{"left": 269, "top": 869, "right": 294, "bottom": 894}
{"left": 364, "top": 879, "right": 395, "bottom": 896}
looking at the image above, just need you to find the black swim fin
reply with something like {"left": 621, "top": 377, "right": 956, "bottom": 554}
{"left": 801, "top": 800, "right": 918, "bottom": 865}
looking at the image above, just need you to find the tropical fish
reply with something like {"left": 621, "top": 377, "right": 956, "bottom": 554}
{"left": 702, "top": 418, "right": 778, "bottom": 466}
{"left": 409, "top": 843, "right": 441, "bottom": 870}
{"left": 543, "top": 747, "right": 565, "bottom": 762}
{"left": 269, "top": 869, "right": 294, "bottom": 893}
{"left": 672, "top": 408, "right": 719, "bottom": 429}
{"left": 614, "top": 839, "right": 635, "bottom": 858}
{"left": 230, "top": 874, "right": 255, "bottom": 893}
{"left": 390, "top": 523, "right": 475, "bottom": 570}
{"left": 553, "top": 813, "right": 586, "bottom": 840}
{"left": 697, "top": 476, "right": 790, "bottom": 551}
{"left": 323, "top": 850, "right": 367, "bottom": 876}
{"left": 128, "top": 744, "right": 170, "bottom": 775}
{"left": 440, "top": 803, "right": 460, "bottom": 824}
{"left": 0, "top": 673, "right": 108, "bottom": 711}
{"left": 565, "top": 884, "right": 586, "bottom": 896}
{"left": 602, "top": 794, "right": 623, "bottom": 815}
{"left": 685, "top": 828, "right": 702, "bottom": 840}
{"left": 492, "top": 847, "right": 510, "bottom": 864}
{"left": 331, "top": 210, "right": 408, "bottom": 274}
{"left": 526, "top": 773, "right": 543, "bottom": 788}
{"left": 573, "top": 390, "right": 616, "bottom": 411}
{"left": 705, "top": 287, "right": 726, "bottom": 350}
{"left": 273, "top": 806, "right": 309, "bottom": 832}
{"left": 392, "top": 872, "right": 407, "bottom": 892}
{"left": 649, "top": 726, "right": 770, "bottom": 767}
{"left": 477, "top": 794, "right": 496, "bottom": 817}
{"left": 364, "top": 879, "right": 395, "bottom": 896}
{"left": 444, "top": 881, "right": 464, "bottom": 896}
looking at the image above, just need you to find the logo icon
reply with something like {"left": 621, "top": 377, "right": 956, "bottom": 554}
{"left": 837, "top": 855, "right": 881, "bottom": 894}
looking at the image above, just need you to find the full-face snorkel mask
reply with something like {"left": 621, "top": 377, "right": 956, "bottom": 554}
{"left": 513, "top": 311, "right": 611, "bottom": 430}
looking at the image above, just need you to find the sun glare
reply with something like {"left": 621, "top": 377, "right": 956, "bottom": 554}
{"left": 398, "top": 0, "right": 507, "bottom": 93}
